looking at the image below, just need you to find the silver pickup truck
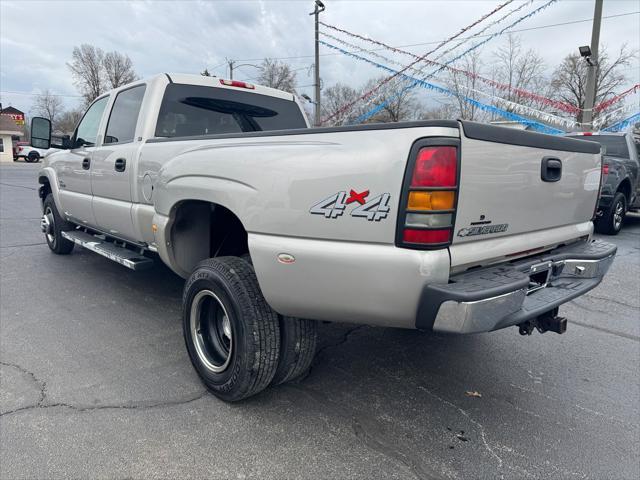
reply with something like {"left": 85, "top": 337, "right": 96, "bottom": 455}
{"left": 31, "top": 74, "right": 616, "bottom": 401}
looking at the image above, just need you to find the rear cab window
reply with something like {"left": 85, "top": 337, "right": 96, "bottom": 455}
{"left": 580, "top": 135, "right": 630, "bottom": 158}
{"left": 105, "top": 84, "right": 146, "bottom": 144}
{"left": 154, "top": 83, "right": 307, "bottom": 138}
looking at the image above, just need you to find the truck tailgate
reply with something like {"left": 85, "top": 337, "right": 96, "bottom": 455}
{"left": 451, "top": 122, "right": 601, "bottom": 266}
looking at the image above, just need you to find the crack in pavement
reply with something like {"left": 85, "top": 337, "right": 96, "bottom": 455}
{"left": 306, "top": 324, "right": 367, "bottom": 379}
{"left": 0, "top": 182, "right": 37, "bottom": 191}
{"left": 0, "top": 242, "right": 47, "bottom": 249}
{"left": 509, "top": 383, "right": 628, "bottom": 425}
{"left": 416, "top": 385, "right": 505, "bottom": 476}
{"left": 307, "top": 329, "right": 585, "bottom": 478}
{"left": 288, "top": 326, "right": 444, "bottom": 480}
{"left": 0, "top": 360, "right": 208, "bottom": 418}
{"left": 376, "top": 363, "right": 588, "bottom": 479}
{"left": 0, "top": 393, "right": 209, "bottom": 418}
{"left": 288, "top": 384, "right": 441, "bottom": 480}
{"left": 569, "top": 317, "right": 640, "bottom": 342}
{"left": 0, "top": 361, "right": 46, "bottom": 408}
{"left": 583, "top": 293, "right": 639, "bottom": 310}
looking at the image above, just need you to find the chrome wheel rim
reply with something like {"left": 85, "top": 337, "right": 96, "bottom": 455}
{"left": 41, "top": 207, "right": 55, "bottom": 245}
{"left": 190, "top": 290, "right": 233, "bottom": 373}
{"left": 613, "top": 201, "right": 624, "bottom": 230}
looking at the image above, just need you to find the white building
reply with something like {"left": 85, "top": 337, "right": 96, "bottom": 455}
{"left": 0, "top": 115, "right": 23, "bottom": 163}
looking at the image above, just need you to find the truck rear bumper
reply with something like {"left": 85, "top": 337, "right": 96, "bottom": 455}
{"left": 419, "top": 240, "right": 616, "bottom": 334}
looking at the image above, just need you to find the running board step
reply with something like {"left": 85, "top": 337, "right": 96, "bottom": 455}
{"left": 61, "top": 230, "right": 153, "bottom": 271}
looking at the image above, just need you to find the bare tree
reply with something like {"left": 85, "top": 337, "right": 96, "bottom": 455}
{"left": 550, "top": 44, "right": 635, "bottom": 124}
{"left": 418, "top": 102, "right": 459, "bottom": 121}
{"left": 32, "top": 90, "right": 64, "bottom": 126}
{"left": 201, "top": 68, "right": 212, "bottom": 77}
{"left": 321, "top": 83, "right": 359, "bottom": 126}
{"left": 103, "top": 51, "right": 137, "bottom": 89}
{"left": 362, "top": 77, "right": 420, "bottom": 123}
{"left": 257, "top": 58, "right": 297, "bottom": 93}
{"left": 491, "top": 35, "right": 548, "bottom": 112}
{"left": 446, "top": 49, "right": 486, "bottom": 121}
{"left": 56, "top": 108, "right": 84, "bottom": 135}
{"left": 67, "top": 44, "right": 106, "bottom": 104}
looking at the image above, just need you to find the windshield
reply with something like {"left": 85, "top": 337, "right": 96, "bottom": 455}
{"left": 579, "top": 135, "right": 630, "bottom": 159}
{"left": 155, "top": 83, "right": 307, "bottom": 138}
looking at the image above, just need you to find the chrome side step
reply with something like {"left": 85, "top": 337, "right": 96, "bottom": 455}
{"left": 61, "top": 230, "right": 154, "bottom": 271}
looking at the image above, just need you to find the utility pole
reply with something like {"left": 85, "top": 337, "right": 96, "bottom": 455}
{"left": 582, "top": 0, "right": 603, "bottom": 131}
{"left": 227, "top": 59, "right": 235, "bottom": 80}
{"left": 310, "top": 0, "right": 325, "bottom": 126}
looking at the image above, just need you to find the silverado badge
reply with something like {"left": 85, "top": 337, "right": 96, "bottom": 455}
{"left": 457, "top": 224, "right": 509, "bottom": 237}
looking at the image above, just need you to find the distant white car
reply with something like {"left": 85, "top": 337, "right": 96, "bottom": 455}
{"left": 15, "top": 143, "right": 48, "bottom": 162}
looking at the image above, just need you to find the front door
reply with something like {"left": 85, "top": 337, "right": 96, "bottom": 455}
{"left": 56, "top": 95, "right": 109, "bottom": 227}
{"left": 91, "top": 84, "right": 146, "bottom": 241}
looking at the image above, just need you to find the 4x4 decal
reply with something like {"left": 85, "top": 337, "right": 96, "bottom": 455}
{"left": 310, "top": 189, "right": 391, "bottom": 221}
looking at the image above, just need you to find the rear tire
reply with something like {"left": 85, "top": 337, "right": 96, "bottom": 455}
{"left": 42, "top": 194, "right": 74, "bottom": 254}
{"left": 271, "top": 316, "right": 318, "bottom": 385}
{"left": 595, "top": 191, "right": 626, "bottom": 235}
{"left": 182, "top": 256, "right": 280, "bottom": 402}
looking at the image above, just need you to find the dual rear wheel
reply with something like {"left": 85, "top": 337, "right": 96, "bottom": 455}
{"left": 182, "top": 256, "right": 317, "bottom": 402}
{"left": 42, "top": 193, "right": 316, "bottom": 402}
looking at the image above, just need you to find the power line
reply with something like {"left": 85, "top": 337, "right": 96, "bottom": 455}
{"left": 210, "top": 62, "right": 227, "bottom": 71}
{"left": 234, "top": 11, "right": 639, "bottom": 63}
{"left": 2, "top": 11, "right": 636, "bottom": 101}
{"left": 0, "top": 90, "right": 82, "bottom": 98}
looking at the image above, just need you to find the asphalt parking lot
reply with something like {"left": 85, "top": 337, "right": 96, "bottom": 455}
{"left": 1, "top": 162, "right": 639, "bottom": 480}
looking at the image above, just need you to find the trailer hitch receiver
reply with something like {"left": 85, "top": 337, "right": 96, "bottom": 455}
{"left": 518, "top": 308, "right": 567, "bottom": 336}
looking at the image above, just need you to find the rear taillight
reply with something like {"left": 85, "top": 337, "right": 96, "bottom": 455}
{"left": 18, "top": 146, "right": 23, "bottom": 152}
{"left": 219, "top": 79, "right": 255, "bottom": 89}
{"left": 602, "top": 164, "right": 609, "bottom": 175}
{"left": 411, "top": 146, "right": 457, "bottom": 187}
{"left": 397, "top": 141, "right": 459, "bottom": 249}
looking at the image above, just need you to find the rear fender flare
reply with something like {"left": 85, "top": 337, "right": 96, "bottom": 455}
{"left": 602, "top": 162, "right": 630, "bottom": 198}
{"left": 152, "top": 176, "right": 257, "bottom": 277}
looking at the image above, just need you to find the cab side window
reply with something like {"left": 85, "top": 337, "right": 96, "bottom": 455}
{"left": 104, "top": 85, "right": 146, "bottom": 144}
{"left": 75, "top": 96, "right": 109, "bottom": 147}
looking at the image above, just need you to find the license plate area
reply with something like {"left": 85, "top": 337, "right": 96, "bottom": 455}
{"left": 528, "top": 261, "right": 553, "bottom": 294}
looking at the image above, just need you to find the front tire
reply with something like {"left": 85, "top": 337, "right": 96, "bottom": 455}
{"left": 28, "top": 152, "right": 40, "bottom": 163}
{"left": 182, "top": 256, "right": 280, "bottom": 402}
{"left": 595, "top": 192, "right": 626, "bottom": 235}
{"left": 42, "top": 194, "right": 74, "bottom": 254}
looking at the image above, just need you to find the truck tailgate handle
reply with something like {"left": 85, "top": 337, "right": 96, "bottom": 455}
{"left": 541, "top": 156, "right": 562, "bottom": 182}
{"left": 114, "top": 158, "right": 127, "bottom": 172}
{"left": 82, "top": 158, "right": 90, "bottom": 170}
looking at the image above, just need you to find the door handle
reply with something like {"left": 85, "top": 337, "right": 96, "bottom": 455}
{"left": 114, "top": 158, "right": 126, "bottom": 172}
{"left": 541, "top": 156, "right": 562, "bottom": 182}
{"left": 82, "top": 158, "right": 91, "bottom": 170}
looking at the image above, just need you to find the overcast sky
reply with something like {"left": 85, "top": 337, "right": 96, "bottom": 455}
{"left": 1, "top": 0, "right": 638, "bottom": 116}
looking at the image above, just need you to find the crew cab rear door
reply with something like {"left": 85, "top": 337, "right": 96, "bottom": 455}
{"left": 450, "top": 122, "right": 601, "bottom": 267}
{"left": 91, "top": 83, "right": 146, "bottom": 241}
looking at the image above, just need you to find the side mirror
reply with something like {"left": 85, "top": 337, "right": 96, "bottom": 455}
{"left": 31, "top": 117, "right": 51, "bottom": 149}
